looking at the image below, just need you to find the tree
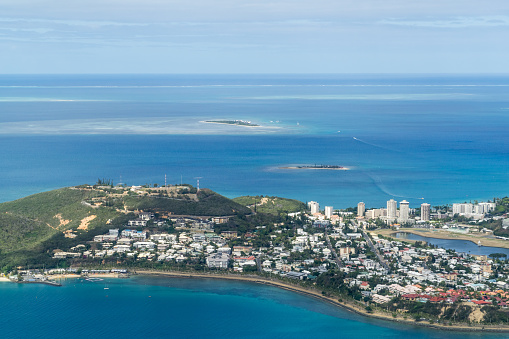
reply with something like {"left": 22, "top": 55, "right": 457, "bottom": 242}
{"left": 243, "top": 265, "right": 257, "bottom": 273}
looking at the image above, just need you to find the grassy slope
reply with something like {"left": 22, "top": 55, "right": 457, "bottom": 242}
{"left": 233, "top": 195, "right": 306, "bottom": 215}
{"left": 0, "top": 188, "right": 120, "bottom": 256}
{"left": 0, "top": 187, "right": 250, "bottom": 267}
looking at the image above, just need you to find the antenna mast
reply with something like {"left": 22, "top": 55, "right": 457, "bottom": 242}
{"left": 194, "top": 177, "right": 203, "bottom": 192}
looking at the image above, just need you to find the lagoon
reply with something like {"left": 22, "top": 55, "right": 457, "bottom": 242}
{"left": 394, "top": 232, "right": 509, "bottom": 257}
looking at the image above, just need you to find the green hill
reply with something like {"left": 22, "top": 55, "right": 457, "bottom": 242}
{"left": 122, "top": 188, "right": 251, "bottom": 216}
{"left": 233, "top": 195, "right": 306, "bottom": 215}
{"left": 0, "top": 188, "right": 121, "bottom": 267}
{"left": 0, "top": 186, "right": 251, "bottom": 268}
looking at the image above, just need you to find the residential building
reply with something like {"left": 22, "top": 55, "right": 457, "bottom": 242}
{"left": 399, "top": 200, "right": 409, "bottom": 222}
{"left": 308, "top": 201, "right": 320, "bottom": 214}
{"left": 387, "top": 199, "right": 397, "bottom": 220}
{"left": 453, "top": 203, "right": 473, "bottom": 216}
{"left": 357, "top": 202, "right": 365, "bottom": 217}
{"left": 206, "top": 253, "right": 229, "bottom": 269}
{"left": 325, "top": 206, "right": 333, "bottom": 218}
{"left": 211, "top": 217, "right": 229, "bottom": 224}
{"left": 421, "top": 203, "right": 430, "bottom": 221}
{"left": 128, "top": 219, "right": 148, "bottom": 227}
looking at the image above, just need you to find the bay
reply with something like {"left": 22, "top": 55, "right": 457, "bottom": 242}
{"left": 0, "top": 276, "right": 505, "bottom": 339}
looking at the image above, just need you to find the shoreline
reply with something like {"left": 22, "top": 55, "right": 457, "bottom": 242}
{"left": 375, "top": 228, "right": 509, "bottom": 250}
{"left": 134, "top": 270, "right": 509, "bottom": 333}
{"left": 47, "top": 273, "right": 123, "bottom": 280}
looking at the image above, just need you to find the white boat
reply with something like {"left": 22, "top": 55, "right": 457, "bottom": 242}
{"left": 478, "top": 241, "right": 482, "bottom": 247}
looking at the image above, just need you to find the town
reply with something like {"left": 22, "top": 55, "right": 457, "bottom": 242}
{"left": 5, "top": 184, "right": 509, "bottom": 326}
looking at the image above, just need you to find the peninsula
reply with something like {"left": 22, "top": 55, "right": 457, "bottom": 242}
{"left": 2, "top": 184, "right": 509, "bottom": 330}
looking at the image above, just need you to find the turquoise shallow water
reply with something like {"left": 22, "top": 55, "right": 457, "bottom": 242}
{"left": 1, "top": 74, "right": 509, "bottom": 208}
{"left": 0, "top": 276, "right": 506, "bottom": 339}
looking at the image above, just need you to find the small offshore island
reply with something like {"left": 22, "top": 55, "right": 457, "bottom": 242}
{"left": 2, "top": 184, "right": 509, "bottom": 331}
{"left": 203, "top": 119, "right": 260, "bottom": 127}
{"left": 280, "top": 164, "right": 349, "bottom": 170}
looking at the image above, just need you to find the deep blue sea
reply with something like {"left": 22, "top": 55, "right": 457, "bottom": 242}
{"left": 0, "top": 276, "right": 507, "bottom": 339}
{"left": 1, "top": 74, "right": 509, "bottom": 337}
{"left": 1, "top": 74, "right": 509, "bottom": 208}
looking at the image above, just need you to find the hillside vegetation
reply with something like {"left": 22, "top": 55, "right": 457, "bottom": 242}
{"left": 0, "top": 186, "right": 251, "bottom": 268}
{"left": 233, "top": 195, "right": 306, "bottom": 215}
{"left": 0, "top": 188, "right": 121, "bottom": 267}
{"left": 122, "top": 189, "right": 250, "bottom": 216}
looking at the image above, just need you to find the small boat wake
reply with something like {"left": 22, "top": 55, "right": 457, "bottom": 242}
{"left": 366, "top": 173, "right": 425, "bottom": 200}
{"left": 353, "top": 137, "right": 402, "bottom": 153}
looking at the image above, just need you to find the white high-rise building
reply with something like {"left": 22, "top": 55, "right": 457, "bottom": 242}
{"left": 399, "top": 200, "right": 409, "bottom": 222}
{"left": 475, "top": 202, "right": 496, "bottom": 214}
{"left": 366, "top": 209, "right": 382, "bottom": 219}
{"left": 421, "top": 203, "right": 430, "bottom": 221}
{"left": 357, "top": 202, "right": 365, "bottom": 217}
{"left": 325, "top": 206, "right": 333, "bottom": 218}
{"left": 387, "top": 199, "right": 397, "bottom": 220}
{"left": 453, "top": 203, "right": 473, "bottom": 215}
{"left": 308, "top": 201, "right": 320, "bottom": 214}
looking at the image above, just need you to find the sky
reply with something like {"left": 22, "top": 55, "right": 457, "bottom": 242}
{"left": 0, "top": 0, "right": 508, "bottom": 74}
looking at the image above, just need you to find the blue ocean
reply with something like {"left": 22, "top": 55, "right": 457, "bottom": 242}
{"left": 1, "top": 74, "right": 509, "bottom": 337}
{"left": 0, "top": 276, "right": 506, "bottom": 339}
{"left": 1, "top": 74, "right": 509, "bottom": 208}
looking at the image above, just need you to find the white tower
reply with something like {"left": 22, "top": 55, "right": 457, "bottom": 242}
{"left": 308, "top": 201, "right": 320, "bottom": 214}
{"left": 357, "top": 202, "right": 365, "bottom": 217}
{"left": 421, "top": 203, "right": 431, "bottom": 221}
{"left": 387, "top": 199, "right": 397, "bottom": 220}
{"left": 325, "top": 206, "right": 333, "bottom": 218}
{"left": 399, "top": 200, "right": 409, "bottom": 222}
